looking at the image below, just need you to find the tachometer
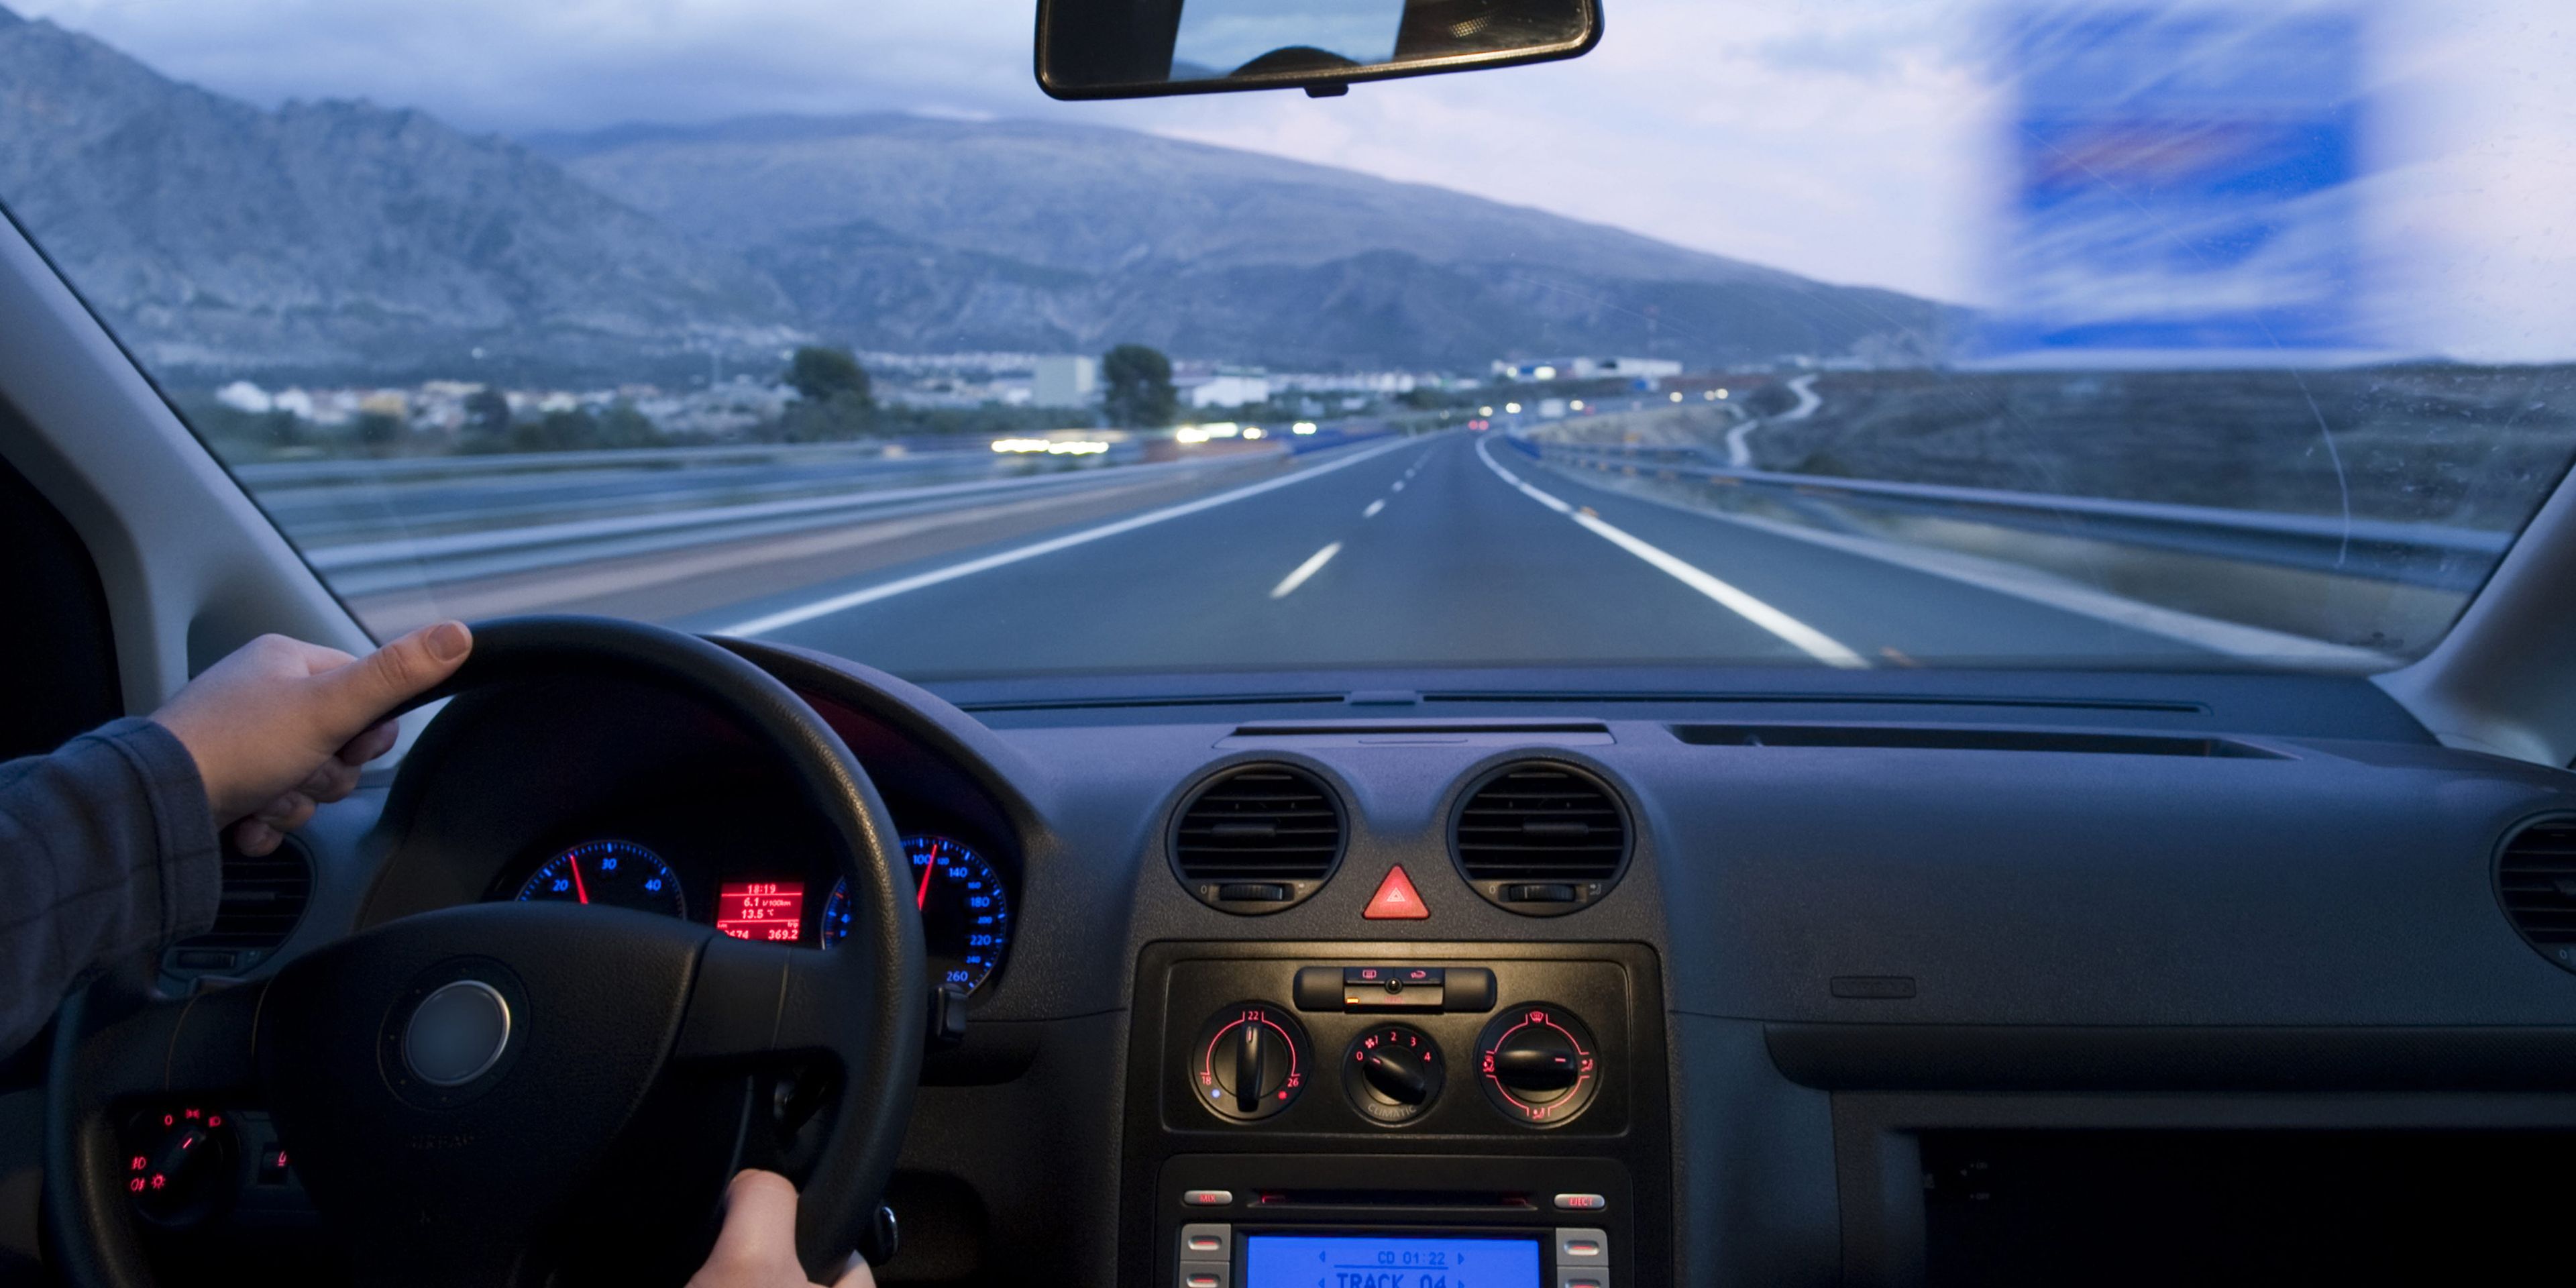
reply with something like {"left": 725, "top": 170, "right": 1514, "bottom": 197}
{"left": 516, "top": 840, "right": 686, "bottom": 918}
{"left": 823, "top": 836, "right": 1010, "bottom": 994}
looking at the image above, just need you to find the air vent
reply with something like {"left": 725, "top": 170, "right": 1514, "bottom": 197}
{"left": 1171, "top": 765, "right": 1345, "bottom": 913}
{"left": 165, "top": 840, "right": 313, "bottom": 975}
{"left": 1450, "top": 762, "right": 1630, "bottom": 916}
{"left": 2499, "top": 814, "right": 2576, "bottom": 972}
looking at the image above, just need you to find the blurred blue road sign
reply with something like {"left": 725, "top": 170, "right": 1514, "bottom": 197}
{"left": 1981, "top": 5, "right": 2369, "bottom": 360}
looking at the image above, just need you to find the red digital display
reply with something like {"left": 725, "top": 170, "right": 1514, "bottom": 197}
{"left": 716, "top": 881, "right": 806, "bottom": 943}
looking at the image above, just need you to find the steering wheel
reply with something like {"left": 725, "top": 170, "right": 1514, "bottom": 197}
{"left": 43, "top": 616, "right": 928, "bottom": 1287}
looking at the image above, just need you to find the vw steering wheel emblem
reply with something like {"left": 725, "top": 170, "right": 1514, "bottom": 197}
{"left": 403, "top": 979, "right": 514, "bottom": 1087}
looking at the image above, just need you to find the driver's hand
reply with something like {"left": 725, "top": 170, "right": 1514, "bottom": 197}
{"left": 150, "top": 622, "right": 473, "bottom": 855}
{"left": 690, "top": 1171, "right": 877, "bottom": 1288}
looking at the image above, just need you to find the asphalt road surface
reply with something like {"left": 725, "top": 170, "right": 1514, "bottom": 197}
{"left": 672, "top": 430, "right": 2212, "bottom": 677}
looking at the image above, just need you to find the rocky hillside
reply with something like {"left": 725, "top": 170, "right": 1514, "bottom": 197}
{"left": 1, "top": 7, "right": 1958, "bottom": 380}
{"left": 0, "top": 6, "right": 791, "bottom": 378}
{"left": 541, "top": 114, "right": 1962, "bottom": 370}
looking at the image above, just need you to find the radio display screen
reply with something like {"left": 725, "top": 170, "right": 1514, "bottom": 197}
{"left": 1240, "top": 1233, "right": 1543, "bottom": 1288}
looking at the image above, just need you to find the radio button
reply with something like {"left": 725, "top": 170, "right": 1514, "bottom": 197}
{"left": 1181, "top": 1189, "right": 1233, "bottom": 1207}
{"left": 1180, "top": 1268, "right": 1230, "bottom": 1288}
{"left": 1553, "top": 1193, "right": 1609, "bottom": 1212}
{"left": 1556, "top": 1228, "right": 1609, "bottom": 1260}
{"left": 1559, "top": 1277, "right": 1608, "bottom": 1288}
{"left": 1179, "top": 1224, "right": 1232, "bottom": 1258}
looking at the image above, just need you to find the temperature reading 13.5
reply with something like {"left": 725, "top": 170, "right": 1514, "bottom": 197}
{"left": 716, "top": 881, "right": 805, "bottom": 943}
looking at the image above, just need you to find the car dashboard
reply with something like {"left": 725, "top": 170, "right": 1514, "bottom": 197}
{"left": 138, "top": 643, "right": 2576, "bottom": 1287}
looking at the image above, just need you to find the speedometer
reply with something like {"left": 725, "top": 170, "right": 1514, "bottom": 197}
{"left": 823, "top": 836, "right": 1010, "bottom": 994}
{"left": 516, "top": 840, "right": 686, "bottom": 918}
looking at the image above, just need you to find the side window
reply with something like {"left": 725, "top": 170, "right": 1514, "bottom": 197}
{"left": 0, "top": 417, "right": 122, "bottom": 760}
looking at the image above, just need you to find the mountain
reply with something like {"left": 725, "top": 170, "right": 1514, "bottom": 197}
{"left": 0, "top": 7, "right": 1958, "bottom": 380}
{"left": 535, "top": 115, "right": 1961, "bottom": 370}
{"left": 0, "top": 7, "right": 792, "bottom": 379}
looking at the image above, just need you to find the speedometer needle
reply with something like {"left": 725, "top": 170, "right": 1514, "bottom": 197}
{"left": 570, "top": 860, "right": 590, "bottom": 904}
{"left": 916, "top": 857, "right": 935, "bottom": 910}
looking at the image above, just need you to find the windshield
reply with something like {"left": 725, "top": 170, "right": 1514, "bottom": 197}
{"left": 5, "top": 0, "right": 2571, "bottom": 686}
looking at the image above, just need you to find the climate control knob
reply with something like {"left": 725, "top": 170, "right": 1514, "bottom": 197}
{"left": 1474, "top": 1004, "right": 1601, "bottom": 1128}
{"left": 1343, "top": 1024, "right": 1444, "bottom": 1124}
{"left": 1193, "top": 1003, "right": 1309, "bottom": 1122}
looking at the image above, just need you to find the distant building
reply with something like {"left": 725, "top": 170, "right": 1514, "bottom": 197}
{"left": 214, "top": 380, "right": 272, "bottom": 414}
{"left": 1032, "top": 355, "right": 1099, "bottom": 408}
{"left": 1177, "top": 367, "right": 1271, "bottom": 409}
{"left": 1271, "top": 370, "right": 1422, "bottom": 396}
{"left": 1491, "top": 356, "right": 1685, "bottom": 382}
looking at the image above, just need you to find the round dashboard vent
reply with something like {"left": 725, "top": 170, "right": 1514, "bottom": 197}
{"left": 166, "top": 837, "right": 313, "bottom": 975}
{"left": 2498, "top": 814, "right": 2576, "bottom": 971}
{"left": 1450, "top": 761, "right": 1631, "bottom": 916}
{"left": 1171, "top": 764, "right": 1346, "bottom": 914}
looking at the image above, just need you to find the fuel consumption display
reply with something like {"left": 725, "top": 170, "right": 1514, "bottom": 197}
{"left": 714, "top": 881, "right": 804, "bottom": 942}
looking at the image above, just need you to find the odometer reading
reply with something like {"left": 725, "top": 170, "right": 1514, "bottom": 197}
{"left": 515, "top": 840, "right": 684, "bottom": 918}
{"left": 823, "top": 835, "right": 1010, "bottom": 993}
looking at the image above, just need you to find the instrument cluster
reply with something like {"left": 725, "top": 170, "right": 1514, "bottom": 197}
{"left": 495, "top": 830, "right": 1014, "bottom": 994}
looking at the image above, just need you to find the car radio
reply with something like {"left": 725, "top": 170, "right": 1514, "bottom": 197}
{"left": 1121, "top": 943, "right": 1668, "bottom": 1288}
{"left": 1158, "top": 1152, "right": 1629, "bottom": 1288}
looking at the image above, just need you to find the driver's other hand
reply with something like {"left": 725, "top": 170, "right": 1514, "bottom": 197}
{"left": 690, "top": 1171, "right": 877, "bottom": 1288}
{"left": 150, "top": 621, "right": 472, "bottom": 856}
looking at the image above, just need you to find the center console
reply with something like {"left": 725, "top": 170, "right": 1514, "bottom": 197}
{"left": 1120, "top": 943, "right": 1670, "bottom": 1288}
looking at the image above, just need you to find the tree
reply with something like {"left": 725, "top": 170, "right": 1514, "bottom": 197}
{"left": 464, "top": 388, "right": 513, "bottom": 435}
{"left": 354, "top": 411, "right": 405, "bottom": 453}
{"left": 513, "top": 407, "right": 602, "bottom": 453}
{"left": 596, "top": 400, "right": 666, "bottom": 448}
{"left": 777, "top": 346, "right": 875, "bottom": 441}
{"left": 788, "top": 346, "right": 873, "bottom": 407}
{"left": 1102, "top": 343, "right": 1179, "bottom": 428}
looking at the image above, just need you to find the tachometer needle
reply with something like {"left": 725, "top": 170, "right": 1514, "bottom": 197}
{"left": 570, "top": 860, "right": 590, "bottom": 904}
{"left": 916, "top": 857, "right": 936, "bottom": 910}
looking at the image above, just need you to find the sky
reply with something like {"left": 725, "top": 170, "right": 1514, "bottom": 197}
{"left": 14, "top": 0, "right": 2576, "bottom": 361}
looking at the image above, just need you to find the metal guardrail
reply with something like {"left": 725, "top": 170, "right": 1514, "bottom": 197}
{"left": 235, "top": 420, "right": 1381, "bottom": 488}
{"left": 1522, "top": 437, "right": 2512, "bottom": 591}
{"left": 272, "top": 427, "right": 1395, "bottom": 596}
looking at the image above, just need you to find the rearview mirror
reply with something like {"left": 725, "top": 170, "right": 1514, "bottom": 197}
{"left": 1037, "top": 0, "right": 1603, "bottom": 99}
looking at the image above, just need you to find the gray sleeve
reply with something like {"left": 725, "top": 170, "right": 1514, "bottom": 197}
{"left": 0, "top": 716, "right": 222, "bottom": 1059}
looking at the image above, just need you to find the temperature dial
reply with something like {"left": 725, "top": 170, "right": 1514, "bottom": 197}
{"left": 1343, "top": 1024, "right": 1444, "bottom": 1125}
{"left": 1474, "top": 1004, "right": 1601, "bottom": 1128}
{"left": 1193, "top": 1003, "right": 1309, "bottom": 1122}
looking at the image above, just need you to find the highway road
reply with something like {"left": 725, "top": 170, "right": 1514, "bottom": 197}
{"left": 668, "top": 430, "right": 2223, "bottom": 677}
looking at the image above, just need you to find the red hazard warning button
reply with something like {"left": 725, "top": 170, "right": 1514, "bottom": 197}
{"left": 1364, "top": 865, "right": 1430, "bottom": 920}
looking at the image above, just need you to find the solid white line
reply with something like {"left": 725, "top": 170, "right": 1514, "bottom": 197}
{"left": 1474, "top": 437, "right": 1868, "bottom": 668}
{"left": 1594, "top": 477, "right": 2394, "bottom": 668}
{"left": 1363, "top": 499, "right": 1386, "bottom": 518}
{"left": 1269, "top": 542, "right": 1343, "bottom": 599}
{"left": 720, "top": 435, "right": 1423, "bottom": 636}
